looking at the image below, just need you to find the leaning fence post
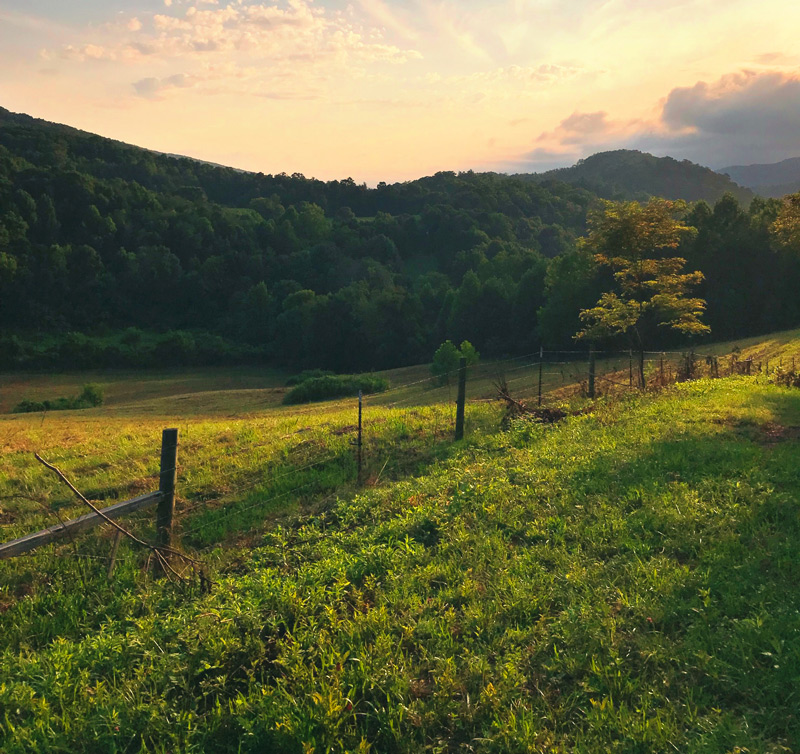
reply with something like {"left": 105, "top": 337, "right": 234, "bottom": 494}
{"left": 158, "top": 428, "right": 178, "bottom": 548}
{"left": 357, "top": 390, "right": 363, "bottom": 486}
{"left": 538, "top": 346, "right": 544, "bottom": 406}
{"left": 588, "top": 345, "right": 596, "bottom": 399}
{"left": 454, "top": 357, "right": 467, "bottom": 441}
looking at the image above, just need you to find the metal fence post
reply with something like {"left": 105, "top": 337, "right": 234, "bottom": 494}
{"left": 357, "top": 390, "right": 363, "bottom": 485}
{"left": 538, "top": 346, "right": 544, "bottom": 406}
{"left": 454, "top": 357, "right": 467, "bottom": 441}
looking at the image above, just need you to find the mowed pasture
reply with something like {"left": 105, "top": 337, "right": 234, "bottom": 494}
{"left": 0, "top": 360, "right": 518, "bottom": 562}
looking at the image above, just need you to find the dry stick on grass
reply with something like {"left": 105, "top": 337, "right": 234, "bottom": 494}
{"left": 34, "top": 453, "right": 204, "bottom": 584}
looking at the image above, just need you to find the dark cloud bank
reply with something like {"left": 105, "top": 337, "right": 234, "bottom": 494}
{"left": 511, "top": 69, "right": 800, "bottom": 173}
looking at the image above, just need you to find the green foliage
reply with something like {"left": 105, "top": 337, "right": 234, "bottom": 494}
{"left": 522, "top": 148, "right": 756, "bottom": 205}
{"left": 771, "top": 192, "right": 800, "bottom": 253}
{"left": 458, "top": 339, "right": 479, "bottom": 366}
{"left": 430, "top": 340, "right": 460, "bottom": 383}
{"left": 77, "top": 383, "right": 103, "bottom": 407}
{"left": 576, "top": 198, "right": 709, "bottom": 348}
{"left": 282, "top": 374, "right": 388, "bottom": 404}
{"left": 1, "top": 381, "right": 800, "bottom": 751}
{"left": 13, "top": 383, "right": 103, "bottom": 413}
{"left": 285, "top": 369, "right": 336, "bottom": 387}
{"left": 2, "top": 107, "right": 800, "bottom": 368}
{"left": 771, "top": 365, "right": 800, "bottom": 388}
{"left": 0, "top": 107, "right": 596, "bottom": 368}
{"left": 430, "top": 339, "right": 479, "bottom": 385}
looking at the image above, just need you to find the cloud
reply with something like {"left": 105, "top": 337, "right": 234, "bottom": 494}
{"left": 455, "top": 63, "right": 585, "bottom": 86}
{"left": 133, "top": 73, "right": 197, "bottom": 99}
{"left": 61, "top": 43, "right": 113, "bottom": 62}
{"left": 357, "top": 0, "right": 420, "bottom": 42}
{"left": 61, "top": 1, "right": 420, "bottom": 65}
{"left": 48, "top": 0, "right": 422, "bottom": 102}
{"left": 509, "top": 68, "right": 800, "bottom": 172}
{"left": 558, "top": 111, "right": 610, "bottom": 135}
{"left": 645, "top": 70, "right": 800, "bottom": 166}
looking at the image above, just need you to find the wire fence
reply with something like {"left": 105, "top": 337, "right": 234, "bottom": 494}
{"left": 1, "top": 346, "right": 794, "bottom": 572}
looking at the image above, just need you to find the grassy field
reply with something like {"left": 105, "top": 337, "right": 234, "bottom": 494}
{"left": 0, "top": 377, "right": 798, "bottom": 751}
{"left": 1, "top": 331, "right": 800, "bottom": 751}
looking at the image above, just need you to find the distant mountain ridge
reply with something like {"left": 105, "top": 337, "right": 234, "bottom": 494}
{"left": 515, "top": 149, "right": 755, "bottom": 205}
{"left": 720, "top": 157, "right": 800, "bottom": 198}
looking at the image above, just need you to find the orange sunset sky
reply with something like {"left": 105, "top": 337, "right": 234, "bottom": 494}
{"left": 2, "top": 0, "right": 799, "bottom": 183}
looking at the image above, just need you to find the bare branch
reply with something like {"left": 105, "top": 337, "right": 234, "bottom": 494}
{"left": 33, "top": 453, "right": 204, "bottom": 583}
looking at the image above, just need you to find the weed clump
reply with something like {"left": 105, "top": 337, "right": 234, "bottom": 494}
{"left": 771, "top": 365, "right": 800, "bottom": 388}
{"left": 282, "top": 374, "right": 388, "bottom": 404}
{"left": 13, "top": 383, "right": 104, "bottom": 414}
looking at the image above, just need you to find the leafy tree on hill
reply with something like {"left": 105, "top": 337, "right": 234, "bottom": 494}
{"left": 575, "top": 198, "right": 709, "bottom": 386}
{"left": 771, "top": 192, "right": 800, "bottom": 252}
{"left": 431, "top": 339, "right": 479, "bottom": 385}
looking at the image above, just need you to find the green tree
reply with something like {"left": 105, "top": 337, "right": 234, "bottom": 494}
{"left": 431, "top": 341, "right": 460, "bottom": 385}
{"left": 431, "top": 339, "right": 479, "bottom": 385}
{"left": 576, "top": 198, "right": 709, "bottom": 387}
{"left": 771, "top": 192, "right": 800, "bottom": 252}
{"left": 459, "top": 340, "right": 480, "bottom": 366}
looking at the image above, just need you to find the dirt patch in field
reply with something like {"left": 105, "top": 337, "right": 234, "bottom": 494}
{"left": 714, "top": 417, "right": 800, "bottom": 447}
{"left": 759, "top": 422, "right": 800, "bottom": 446}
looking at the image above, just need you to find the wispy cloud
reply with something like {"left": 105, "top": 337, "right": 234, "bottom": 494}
{"left": 132, "top": 72, "right": 198, "bottom": 99}
{"left": 49, "top": 0, "right": 422, "bottom": 101}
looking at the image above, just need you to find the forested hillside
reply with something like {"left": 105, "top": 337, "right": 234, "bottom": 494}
{"left": 523, "top": 150, "right": 755, "bottom": 205}
{"left": 1, "top": 108, "right": 799, "bottom": 372}
{"left": 721, "top": 156, "right": 800, "bottom": 198}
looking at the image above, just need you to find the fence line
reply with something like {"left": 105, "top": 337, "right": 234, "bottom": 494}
{"left": 0, "top": 347, "right": 778, "bottom": 562}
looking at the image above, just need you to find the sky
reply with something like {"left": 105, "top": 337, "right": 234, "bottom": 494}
{"left": 1, "top": 0, "right": 800, "bottom": 183}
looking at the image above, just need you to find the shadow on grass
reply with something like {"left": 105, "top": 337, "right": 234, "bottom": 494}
{"left": 550, "top": 387, "right": 800, "bottom": 750}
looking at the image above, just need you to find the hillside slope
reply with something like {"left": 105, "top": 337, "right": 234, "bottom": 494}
{"left": 1, "top": 378, "right": 799, "bottom": 752}
{"left": 721, "top": 156, "right": 800, "bottom": 198}
{"left": 519, "top": 149, "right": 754, "bottom": 205}
{"left": 0, "top": 105, "right": 592, "bottom": 219}
{"left": 0, "top": 106, "right": 599, "bottom": 367}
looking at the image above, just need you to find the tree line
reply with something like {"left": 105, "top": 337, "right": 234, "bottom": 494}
{"left": 1, "top": 109, "right": 799, "bottom": 372}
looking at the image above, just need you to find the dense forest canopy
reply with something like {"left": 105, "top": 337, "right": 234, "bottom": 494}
{"left": 1, "top": 107, "right": 799, "bottom": 372}
{"left": 519, "top": 149, "right": 755, "bottom": 205}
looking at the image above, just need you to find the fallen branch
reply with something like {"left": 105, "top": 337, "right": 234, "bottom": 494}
{"left": 494, "top": 378, "right": 568, "bottom": 424}
{"left": 34, "top": 453, "right": 205, "bottom": 584}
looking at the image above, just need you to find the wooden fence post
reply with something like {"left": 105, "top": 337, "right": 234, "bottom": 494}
{"left": 588, "top": 345, "right": 596, "bottom": 399}
{"left": 158, "top": 428, "right": 178, "bottom": 548}
{"left": 454, "top": 357, "right": 467, "bottom": 441}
